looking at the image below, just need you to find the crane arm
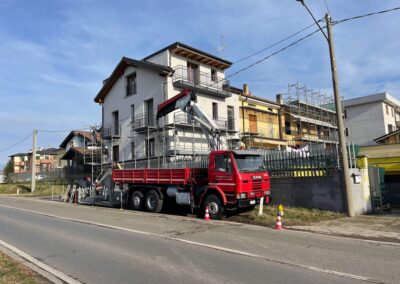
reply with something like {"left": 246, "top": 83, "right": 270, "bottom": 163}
{"left": 157, "top": 89, "right": 221, "bottom": 151}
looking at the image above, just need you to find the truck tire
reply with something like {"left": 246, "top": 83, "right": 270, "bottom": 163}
{"left": 130, "top": 191, "right": 144, "bottom": 211}
{"left": 204, "top": 194, "right": 224, "bottom": 220}
{"left": 145, "top": 190, "right": 163, "bottom": 213}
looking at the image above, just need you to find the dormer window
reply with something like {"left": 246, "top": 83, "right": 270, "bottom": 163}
{"left": 126, "top": 73, "right": 137, "bottom": 96}
{"left": 211, "top": 69, "right": 217, "bottom": 82}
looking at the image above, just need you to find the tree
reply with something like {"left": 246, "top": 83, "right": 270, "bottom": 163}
{"left": 3, "top": 159, "right": 14, "bottom": 182}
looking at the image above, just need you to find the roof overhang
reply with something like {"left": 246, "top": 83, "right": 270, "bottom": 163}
{"left": 94, "top": 57, "right": 173, "bottom": 103}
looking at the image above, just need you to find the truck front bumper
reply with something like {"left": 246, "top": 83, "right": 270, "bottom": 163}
{"left": 237, "top": 196, "right": 270, "bottom": 208}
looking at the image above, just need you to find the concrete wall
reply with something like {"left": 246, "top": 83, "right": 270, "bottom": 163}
{"left": 270, "top": 171, "right": 346, "bottom": 212}
{"left": 270, "top": 169, "right": 372, "bottom": 214}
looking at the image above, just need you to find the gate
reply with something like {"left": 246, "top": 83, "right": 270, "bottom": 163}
{"left": 368, "top": 166, "right": 385, "bottom": 213}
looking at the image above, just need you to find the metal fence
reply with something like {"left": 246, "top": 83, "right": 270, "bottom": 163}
{"left": 264, "top": 149, "right": 339, "bottom": 178}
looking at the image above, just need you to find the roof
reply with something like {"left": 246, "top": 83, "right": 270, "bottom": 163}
{"left": 61, "top": 147, "right": 101, "bottom": 160}
{"left": 60, "top": 131, "right": 102, "bottom": 148}
{"left": 94, "top": 57, "right": 173, "bottom": 103}
{"left": 374, "top": 129, "right": 400, "bottom": 144}
{"left": 344, "top": 92, "right": 400, "bottom": 108}
{"left": 37, "top": 148, "right": 63, "bottom": 155}
{"left": 143, "top": 42, "right": 232, "bottom": 70}
{"left": 9, "top": 152, "right": 29, "bottom": 158}
{"left": 241, "top": 94, "right": 280, "bottom": 107}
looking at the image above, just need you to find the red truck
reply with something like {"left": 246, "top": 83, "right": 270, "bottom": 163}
{"left": 107, "top": 89, "right": 271, "bottom": 219}
{"left": 113, "top": 150, "right": 270, "bottom": 219}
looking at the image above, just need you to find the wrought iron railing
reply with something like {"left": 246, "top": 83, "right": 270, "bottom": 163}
{"left": 172, "top": 65, "right": 229, "bottom": 91}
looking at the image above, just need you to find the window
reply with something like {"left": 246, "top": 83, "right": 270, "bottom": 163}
{"left": 285, "top": 121, "right": 291, "bottom": 135}
{"left": 187, "top": 62, "right": 199, "bottom": 84}
{"left": 145, "top": 138, "right": 155, "bottom": 157}
{"left": 126, "top": 73, "right": 137, "bottom": 96}
{"left": 344, "top": 109, "right": 347, "bottom": 119}
{"left": 215, "top": 155, "right": 232, "bottom": 174}
{"left": 131, "top": 104, "right": 135, "bottom": 123}
{"left": 386, "top": 105, "right": 389, "bottom": 115}
{"left": 391, "top": 107, "right": 394, "bottom": 117}
{"left": 113, "top": 145, "right": 119, "bottom": 162}
{"left": 211, "top": 69, "right": 217, "bottom": 82}
{"left": 212, "top": 102, "right": 218, "bottom": 120}
{"left": 249, "top": 114, "right": 257, "bottom": 133}
{"left": 388, "top": 124, "right": 393, "bottom": 133}
{"left": 227, "top": 106, "right": 234, "bottom": 130}
{"left": 345, "top": 128, "right": 349, "bottom": 136}
{"left": 112, "top": 111, "right": 119, "bottom": 136}
{"left": 131, "top": 141, "right": 135, "bottom": 160}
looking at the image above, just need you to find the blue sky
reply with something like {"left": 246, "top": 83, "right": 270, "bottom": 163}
{"left": 1, "top": 0, "right": 400, "bottom": 167}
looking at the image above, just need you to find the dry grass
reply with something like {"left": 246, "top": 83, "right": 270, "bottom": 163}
{"left": 229, "top": 205, "right": 345, "bottom": 227}
{"left": 0, "top": 250, "right": 51, "bottom": 284}
{"left": 0, "top": 183, "right": 66, "bottom": 197}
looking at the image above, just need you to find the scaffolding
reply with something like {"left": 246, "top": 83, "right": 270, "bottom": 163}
{"left": 103, "top": 110, "right": 240, "bottom": 169}
{"left": 282, "top": 82, "right": 339, "bottom": 150}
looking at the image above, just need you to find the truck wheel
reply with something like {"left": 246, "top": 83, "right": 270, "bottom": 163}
{"left": 204, "top": 194, "right": 224, "bottom": 220}
{"left": 130, "top": 191, "right": 144, "bottom": 211}
{"left": 145, "top": 190, "right": 163, "bottom": 213}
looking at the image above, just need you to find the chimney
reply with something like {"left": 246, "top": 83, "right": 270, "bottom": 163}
{"left": 243, "top": 84, "right": 249, "bottom": 96}
{"left": 276, "top": 94, "right": 283, "bottom": 105}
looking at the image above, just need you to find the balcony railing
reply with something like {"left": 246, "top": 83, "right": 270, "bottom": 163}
{"left": 102, "top": 123, "right": 121, "bottom": 138}
{"left": 132, "top": 112, "right": 156, "bottom": 130}
{"left": 172, "top": 65, "right": 231, "bottom": 98}
{"left": 172, "top": 113, "right": 235, "bottom": 131}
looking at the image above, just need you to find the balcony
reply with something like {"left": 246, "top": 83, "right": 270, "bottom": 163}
{"left": 102, "top": 123, "right": 121, "bottom": 139}
{"left": 171, "top": 113, "right": 236, "bottom": 131}
{"left": 131, "top": 112, "right": 156, "bottom": 131}
{"left": 172, "top": 65, "right": 231, "bottom": 98}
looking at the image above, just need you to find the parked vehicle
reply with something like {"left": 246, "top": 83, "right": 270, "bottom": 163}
{"left": 113, "top": 150, "right": 270, "bottom": 219}
{"left": 111, "top": 89, "right": 271, "bottom": 219}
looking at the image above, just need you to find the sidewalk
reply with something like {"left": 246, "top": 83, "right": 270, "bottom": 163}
{"left": 288, "top": 211, "right": 400, "bottom": 243}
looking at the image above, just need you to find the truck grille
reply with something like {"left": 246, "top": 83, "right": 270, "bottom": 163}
{"left": 252, "top": 180, "right": 262, "bottom": 190}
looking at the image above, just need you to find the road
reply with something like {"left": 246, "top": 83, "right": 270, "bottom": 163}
{"left": 0, "top": 197, "right": 399, "bottom": 284}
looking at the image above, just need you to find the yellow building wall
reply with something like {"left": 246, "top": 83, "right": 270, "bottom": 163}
{"left": 359, "top": 144, "right": 400, "bottom": 175}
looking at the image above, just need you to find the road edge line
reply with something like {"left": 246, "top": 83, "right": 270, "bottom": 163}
{"left": 0, "top": 204, "right": 384, "bottom": 283}
{"left": 0, "top": 239, "right": 81, "bottom": 284}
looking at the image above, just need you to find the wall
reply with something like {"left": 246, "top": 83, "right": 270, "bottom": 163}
{"left": 270, "top": 169, "right": 372, "bottom": 214}
{"left": 102, "top": 65, "right": 166, "bottom": 161}
{"left": 345, "top": 102, "right": 385, "bottom": 145}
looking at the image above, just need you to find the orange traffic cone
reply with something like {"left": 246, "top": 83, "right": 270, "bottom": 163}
{"left": 204, "top": 206, "right": 210, "bottom": 221}
{"left": 275, "top": 215, "right": 283, "bottom": 230}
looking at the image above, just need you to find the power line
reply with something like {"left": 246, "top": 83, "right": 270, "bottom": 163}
{"left": 233, "top": 20, "right": 320, "bottom": 64}
{"left": 225, "top": 28, "right": 321, "bottom": 81}
{"left": 38, "top": 126, "right": 95, "bottom": 133}
{"left": 334, "top": 6, "right": 400, "bottom": 25}
{"left": 0, "top": 133, "right": 33, "bottom": 154}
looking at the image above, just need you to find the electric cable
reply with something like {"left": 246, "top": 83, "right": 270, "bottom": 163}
{"left": 0, "top": 133, "right": 33, "bottom": 153}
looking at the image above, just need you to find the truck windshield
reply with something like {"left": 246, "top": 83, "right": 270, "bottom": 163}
{"left": 234, "top": 155, "right": 265, "bottom": 173}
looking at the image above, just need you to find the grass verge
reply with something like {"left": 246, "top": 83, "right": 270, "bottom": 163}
{"left": 229, "top": 205, "right": 345, "bottom": 227}
{"left": 0, "top": 250, "right": 51, "bottom": 284}
{"left": 0, "top": 183, "right": 66, "bottom": 197}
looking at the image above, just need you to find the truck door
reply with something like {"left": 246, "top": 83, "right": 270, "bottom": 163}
{"left": 211, "top": 154, "right": 235, "bottom": 199}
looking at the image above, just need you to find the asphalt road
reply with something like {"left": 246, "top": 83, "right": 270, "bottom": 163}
{"left": 0, "top": 197, "right": 398, "bottom": 283}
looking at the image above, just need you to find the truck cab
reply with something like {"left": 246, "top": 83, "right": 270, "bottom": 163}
{"left": 202, "top": 150, "right": 270, "bottom": 219}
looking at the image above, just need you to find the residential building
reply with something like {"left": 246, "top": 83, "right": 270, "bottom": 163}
{"left": 94, "top": 42, "right": 240, "bottom": 165}
{"left": 276, "top": 83, "right": 338, "bottom": 150}
{"left": 344, "top": 92, "right": 400, "bottom": 145}
{"left": 9, "top": 148, "right": 65, "bottom": 174}
{"left": 233, "top": 84, "right": 286, "bottom": 150}
{"left": 59, "top": 130, "right": 102, "bottom": 173}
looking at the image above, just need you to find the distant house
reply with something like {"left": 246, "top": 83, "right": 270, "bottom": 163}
{"left": 59, "top": 130, "right": 102, "bottom": 174}
{"left": 344, "top": 92, "right": 400, "bottom": 145}
{"left": 9, "top": 148, "right": 64, "bottom": 174}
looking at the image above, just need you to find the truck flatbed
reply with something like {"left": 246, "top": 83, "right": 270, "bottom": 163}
{"left": 112, "top": 168, "right": 207, "bottom": 186}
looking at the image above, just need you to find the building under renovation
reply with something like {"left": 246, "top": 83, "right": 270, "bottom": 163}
{"left": 278, "top": 83, "right": 339, "bottom": 150}
{"left": 94, "top": 42, "right": 240, "bottom": 168}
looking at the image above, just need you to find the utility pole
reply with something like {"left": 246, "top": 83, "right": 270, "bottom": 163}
{"left": 325, "top": 13, "right": 354, "bottom": 217}
{"left": 31, "top": 129, "right": 37, "bottom": 193}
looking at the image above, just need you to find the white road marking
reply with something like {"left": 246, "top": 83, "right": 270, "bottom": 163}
{"left": 0, "top": 238, "right": 81, "bottom": 284}
{"left": 0, "top": 203, "right": 384, "bottom": 283}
